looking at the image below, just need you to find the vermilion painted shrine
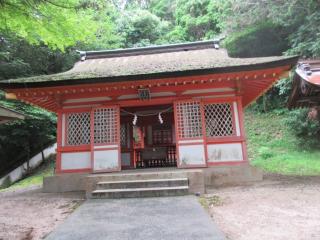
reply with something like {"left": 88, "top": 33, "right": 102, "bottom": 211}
{"left": 0, "top": 40, "right": 298, "bottom": 191}
{"left": 288, "top": 60, "right": 320, "bottom": 109}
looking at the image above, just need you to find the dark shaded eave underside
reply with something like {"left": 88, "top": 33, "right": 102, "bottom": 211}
{"left": 0, "top": 56, "right": 299, "bottom": 89}
{"left": 288, "top": 74, "right": 320, "bottom": 109}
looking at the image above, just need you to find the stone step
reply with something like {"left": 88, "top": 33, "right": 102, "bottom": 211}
{"left": 86, "top": 170, "right": 192, "bottom": 183}
{"left": 96, "top": 178, "right": 188, "bottom": 190}
{"left": 91, "top": 186, "right": 189, "bottom": 199}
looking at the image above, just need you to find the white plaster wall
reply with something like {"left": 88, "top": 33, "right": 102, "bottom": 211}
{"left": 61, "top": 151, "right": 91, "bottom": 170}
{"left": 93, "top": 150, "right": 119, "bottom": 171}
{"left": 178, "top": 144, "right": 205, "bottom": 166}
{"left": 207, "top": 143, "right": 243, "bottom": 162}
{"left": 0, "top": 143, "right": 57, "bottom": 187}
{"left": 64, "top": 96, "right": 111, "bottom": 103}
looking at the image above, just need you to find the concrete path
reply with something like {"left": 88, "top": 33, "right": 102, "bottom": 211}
{"left": 45, "top": 196, "right": 225, "bottom": 240}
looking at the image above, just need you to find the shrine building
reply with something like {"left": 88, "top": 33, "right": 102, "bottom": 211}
{"left": 0, "top": 40, "right": 298, "bottom": 195}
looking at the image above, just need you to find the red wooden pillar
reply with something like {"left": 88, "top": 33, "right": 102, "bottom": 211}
{"left": 55, "top": 111, "right": 63, "bottom": 173}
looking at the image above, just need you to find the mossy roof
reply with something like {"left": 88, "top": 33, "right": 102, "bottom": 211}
{"left": 0, "top": 105, "right": 25, "bottom": 123}
{"left": 0, "top": 41, "right": 299, "bottom": 89}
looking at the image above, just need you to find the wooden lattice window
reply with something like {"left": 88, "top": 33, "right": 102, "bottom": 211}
{"left": 66, "top": 112, "right": 91, "bottom": 146}
{"left": 204, "top": 103, "right": 235, "bottom": 137}
{"left": 120, "top": 124, "right": 127, "bottom": 147}
{"left": 175, "top": 101, "right": 202, "bottom": 139}
{"left": 94, "top": 108, "right": 119, "bottom": 144}
{"left": 152, "top": 125, "right": 172, "bottom": 145}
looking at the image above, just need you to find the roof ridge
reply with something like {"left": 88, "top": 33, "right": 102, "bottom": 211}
{"left": 77, "top": 40, "right": 221, "bottom": 60}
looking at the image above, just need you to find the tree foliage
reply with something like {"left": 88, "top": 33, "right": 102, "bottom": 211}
{"left": 116, "top": 9, "right": 170, "bottom": 47}
{"left": 284, "top": 108, "right": 320, "bottom": 146}
{"left": 0, "top": 35, "right": 78, "bottom": 80}
{"left": 222, "top": 0, "right": 320, "bottom": 57}
{"left": 0, "top": 0, "right": 102, "bottom": 50}
{"left": 173, "top": 0, "right": 223, "bottom": 41}
{"left": 224, "top": 22, "right": 289, "bottom": 58}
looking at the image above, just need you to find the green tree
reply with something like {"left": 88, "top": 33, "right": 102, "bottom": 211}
{"left": 0, "top": 34, "right": 78, "bottom": 80}
{"left": 116, "top": 9, "right": 170, "bottom": 47}
{"left": 149, "top": 0, "right": 176, "bottom": 22}
{"left": 222, "top": 0, "right": 320, "bottom": 57}
{"left": 0, "top": 0, "right": 101, "bottom": 50}
{"left": 173, "top": 0, "right": 223, "bottom": 41}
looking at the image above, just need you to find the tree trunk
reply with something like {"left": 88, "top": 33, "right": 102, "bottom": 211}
{"left": 263, "top": 94, "right": 267, "bottom": 112}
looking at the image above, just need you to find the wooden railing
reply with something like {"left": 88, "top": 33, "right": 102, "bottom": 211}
{"left": 135, "top": 146, "right": 177, "bottom": 168}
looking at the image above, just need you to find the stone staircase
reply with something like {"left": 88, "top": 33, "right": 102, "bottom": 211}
{"left": 91, "top": 178, "right": 189, "bottom": 199}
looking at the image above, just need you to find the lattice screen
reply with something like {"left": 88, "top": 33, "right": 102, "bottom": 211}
{"left": 175, "top": 101, "right": 202, "bottom": 139}
{"left": 153, "top": 126, "right": 172, "bottom": 144}
{"left": 66, "top": 112, "right": 91, "bottom": 145}
{"left": 204, "top": 103, "right": 234, "bottom": 137}
{"left": 94, "top": 108, "right": 119, "bottom": 144}
{"left": 120, "top": 124, "right": 127, "bottom": 147}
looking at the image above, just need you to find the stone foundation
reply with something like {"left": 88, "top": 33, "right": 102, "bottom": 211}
{"left": 43, "top": 164, "right": 262, "bottom": 195}
{"left": 203, "top": 163, "right": 263, "bottom": 187}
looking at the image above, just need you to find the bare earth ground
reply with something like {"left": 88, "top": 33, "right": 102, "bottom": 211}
{"left": 0, "top": 186, "right": 85, "bottom": 240}
{"left": 206, "top": 175, "right": 320, "bottom": 240}
{"left": 1, "top": 177, "right": 320, "bottom": 240}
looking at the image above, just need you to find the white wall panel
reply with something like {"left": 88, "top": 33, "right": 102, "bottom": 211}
{"left": 61, "top": 152, "right": 91, "bottom": 170}
{"left": 93, "top": 150, "right": 119, "bottom": 171}
{"left": 207, "top": 143, "right": 243, "bottom": 162}
{"left": 178, "top": 144, "right": 205, "bottom": 166}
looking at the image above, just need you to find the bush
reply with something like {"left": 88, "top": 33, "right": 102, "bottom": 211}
{"left": 224, "top": 22, "right": 289, "bottom": 58}
{"left": 285, "top": 108, "right": 320, "bottom": 146}
{"left": 258, "top": 146, "right": 274, "bottom": 160}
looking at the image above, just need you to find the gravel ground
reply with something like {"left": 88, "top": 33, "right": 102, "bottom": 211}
{"left": 206, "top": 175, "right": 320, "bottom": 240}
{"left": 0, "top": 186, "right": 85, "bottom": 240}
{"left": 1, "top": 176, "right": 320, "bottom": 240}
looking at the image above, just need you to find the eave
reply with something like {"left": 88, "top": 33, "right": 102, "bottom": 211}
{"left": 3, "top": 64, "right": 296, "bottom": 113}
{"left": 0, "top": 56, "right": 298, "bottom": 89}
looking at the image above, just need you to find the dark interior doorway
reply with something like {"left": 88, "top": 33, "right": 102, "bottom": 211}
{"left": 120, "top": 104, "right": 177, "bottom": 169}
